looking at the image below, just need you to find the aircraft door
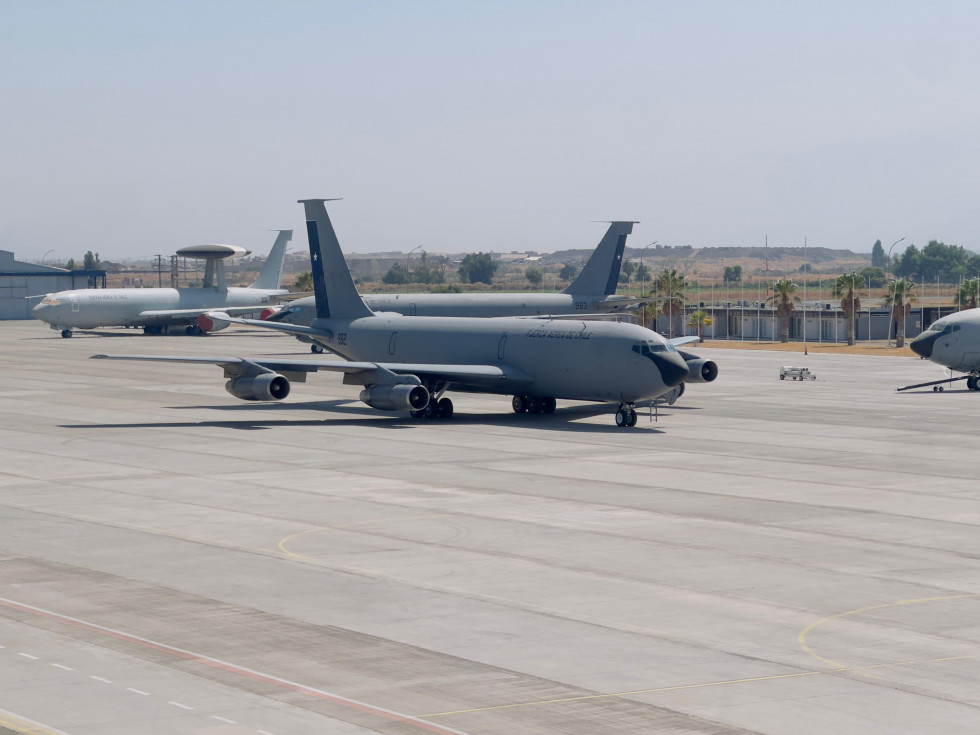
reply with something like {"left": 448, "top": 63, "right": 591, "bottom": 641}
{"left": 70, "top": 294, "right": 79, "bottom": 313}
{"left": 389, "top": 332, "right": 397, "bottom": 355}
{"left": 409, "top": 303, "right": 416, "bottom": 316}
{"left": 498, "top": 335, "right": 507, "bottom": 360}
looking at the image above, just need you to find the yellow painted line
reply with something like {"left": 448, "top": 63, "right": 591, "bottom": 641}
{"left": 277, "top": 514, "right": 451, "bottom": 560}
{"left": 798, "top": 593, "right": 980, "bottom": 670}
{"left": 420, "top": 653, "right": 979, "bottom": 717}
{"left": 0, "top": 707, "right": 72, "bottom": 735}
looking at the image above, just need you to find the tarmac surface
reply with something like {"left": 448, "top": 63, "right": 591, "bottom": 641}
{"left": 1, "top": 321, "right": 978, "bottom": 735}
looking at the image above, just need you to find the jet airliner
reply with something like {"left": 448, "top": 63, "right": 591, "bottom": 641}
{"left": 93, "top": 200, "right": 718, "bottom": 426}
{"left": 903, "top": 308, "right": 980, "bottom": 391}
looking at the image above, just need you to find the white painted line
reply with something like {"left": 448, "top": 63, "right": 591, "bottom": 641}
{"left": 168, "top": 701, "right": 193, "bottom": 710}
{"left": 91, "top": 676, "right": 112, "bottom": 684}
{"left": 212, "top": 715, "right": 237, "bottom": 724}
{"left": 257, "top": 730, "right": 278, "bottom": 735}
{"left": 18, "top": 653, "right": 38, "bottom": 660}
{"left": 126, "top": 688, "right": 150, "bottom": 696}
{"left": 51, "top": 663, "right": 74, "bottom": 671}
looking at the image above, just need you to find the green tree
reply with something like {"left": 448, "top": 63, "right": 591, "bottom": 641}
{"left": 957, "top": 277, "right": 980, "bottom": 310}
{"left": 767, "top": 278, "right": 799, "bottom": 343}
{"left": 458, "top": 253, "right": 499, "bottom": 284}
{"left": 687, "top": 309, "right": 710, "bottom": 343}
{"left": 635, "top": 263, "right": 651, "bottom": 283}
{"left": 871, "top": 239, "right": 886, "bottom": 269}
{"left": 559, "top": 263, "right": 578, "bottom": 282}
{"left": 894, "top": 244, "right": 920, "bottom": 279}
{"left": 619, "top": 260, "right": 637, "bottom": 285}
{"left": 382, "top": 262, "right": 411, "bottom": 285}
{"left": 83, "top": 251, "right": 101, "bottom": 270}
{"left": 723, "top": 265, "right": 742, "bottom": 282}
{"left": 917, "top": 240, "right": 969, "bottom": 282}
{"left": 882, "top": 278, "right": 916, "bottom": 348}
{"left": 293, "top": 271, "right": 313, "bottom": 291}
{"left": 832, "top": 272, "right": 865, "bottom": 346}
{"left": 410, "top": 252, "right": 444, "bottom": 284}
{"left": 66, "top": 258, "right": 77, "bottom": 271}
{"left": 857, "top": 266, "right": 887, "bottom": 288}
{"left": 525, "top": 267, "right": 544, "bottom": 286}
{"left": 654, "top": 267, "right": 686, "bottom": 339}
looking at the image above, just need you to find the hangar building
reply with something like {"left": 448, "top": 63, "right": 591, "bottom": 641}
{"left": 0, "top": 250, "right": 106, "bottom": 320}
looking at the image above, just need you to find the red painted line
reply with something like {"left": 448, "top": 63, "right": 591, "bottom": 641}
{"left": 0, "top": 597, "right": 472, "bottom": 735}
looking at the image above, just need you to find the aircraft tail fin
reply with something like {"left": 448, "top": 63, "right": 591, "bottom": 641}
{"left": 249, "top": 229, "right": 292, "bottom": 289}
{"left": 561, "top": 221, "right": 635, "bottom": 296}
{"left": 298, "top": 199, "right": 373, "bottom": 320}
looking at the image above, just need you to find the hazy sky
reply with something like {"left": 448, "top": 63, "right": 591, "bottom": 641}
{"left": 3, "top": 1, "right": 979, "bottom": 262}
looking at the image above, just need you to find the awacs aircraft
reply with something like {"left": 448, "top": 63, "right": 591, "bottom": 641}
{"left": 33, "top": 230, "right": 292, "bottom": 337}
{"left": 901, "top": 309, "right": 980, "bottom": 391}
{"left": 92, "top": 200, "right": 718, "bottom": 427}
{"left": 266, "top": 222, "right": 642, "bottom": 348}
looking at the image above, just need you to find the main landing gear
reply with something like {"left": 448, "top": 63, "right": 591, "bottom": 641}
{"left": 60, "top": 329, "right": 72, "bottom": 338}
{"left": 411, "top": 397, "right": 454, "bottom": 420}
{"left": 512, "top": 395, "right": 557, "bottom": 415}
{"left": 311, "top": 344, "right": 324, "bottom": 353}
{"left": 615, "top": 403, "right": 638, "bottom": 428}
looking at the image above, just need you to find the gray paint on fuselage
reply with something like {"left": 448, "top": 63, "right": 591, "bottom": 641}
{"left": 308, "top": 314, "right": 678, "bottom": 402}
{"left": 911, "top": 309, "right": 980, "bottom": 372}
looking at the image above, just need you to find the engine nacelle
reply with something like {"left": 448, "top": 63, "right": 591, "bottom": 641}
{"left": 197, "top": 313, "right": 230, "bottom": 333}
{"left": 661, "top": 382, "right": 685, "bottom": 405}
{"left": 683, "top": 357, "right": 718, "bottom": 383}
{"left": 359, "top": 384, "right": 429, "bottom": 412}
{"left": 225, "top": 373, "right": 291, "bottom": 401}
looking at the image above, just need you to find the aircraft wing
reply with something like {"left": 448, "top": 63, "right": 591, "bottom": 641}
{"left": 91, "top": 354, "right": 533, "bottom": 388}
{"left": 669, "top": 336, "right": 701, "bottom": 347}
{"left": 137, "top": 305, "right": 279, "bottom": 321}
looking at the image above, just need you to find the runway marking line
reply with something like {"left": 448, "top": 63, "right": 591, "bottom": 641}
{"left": 798, "top": 593, "right": 980, "bottom": 669}
{"left": 0, "top": 596, "right": 473, "bottom": 735}
{"left": 0, "top": 707, "right": 73, "bottom": 735}
{"left": 168, "top": 701, "right": 193, "bottom": 710}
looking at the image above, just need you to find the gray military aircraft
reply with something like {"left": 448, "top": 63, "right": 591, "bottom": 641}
{"left": 33, "top": 230, "right": 292, "bottom": 337}
{"left": 901, "top": 309, "right": 980, "bottom": 391}
{"left": 93, "top": 200, "right": 718, "bottom": 426}
{"left": 266, "top": 221, "right": 642, "bottom": 347}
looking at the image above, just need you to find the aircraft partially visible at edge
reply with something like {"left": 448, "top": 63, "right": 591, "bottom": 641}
{"left": 900, "top": 308, "right": 980, "bottom": 392}
{"left": 91, "top": 199, "right": 719, "bottom": 427}
{"left": 32, "top": 230, "right": 292, "bottom": 337}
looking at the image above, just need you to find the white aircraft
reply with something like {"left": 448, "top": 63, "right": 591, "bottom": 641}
{"left": 92, "top": 199, "right": 718, "bottom": 427}
{"left": 903, "top": 309, "right": 980, "bottom": 391}
{"left": 265, "top": 221, "right": 643, "bottom": 343}
{"left": 32, "top": 230, "right": 292, "bottom": 337}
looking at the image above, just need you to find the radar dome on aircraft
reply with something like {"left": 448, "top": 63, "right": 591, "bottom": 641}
{"left": 176, "top": 244, "right": 252, "bottom": 260}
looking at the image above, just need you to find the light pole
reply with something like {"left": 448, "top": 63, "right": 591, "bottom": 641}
{"left": 639, "top": 242, "right": 656, "bottom": 325}
{"left": 42, "top": 249, "right": 54, "bottom": 264}
{"left": 887, "top": 236, "right": 906, "bottom": 276}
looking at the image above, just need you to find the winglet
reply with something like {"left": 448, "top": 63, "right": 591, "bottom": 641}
{"left": 562, "top": 221, "right": 635, "bottom": 296}
{"left": 298, "top": 199, "right": 373, "bottom": 321}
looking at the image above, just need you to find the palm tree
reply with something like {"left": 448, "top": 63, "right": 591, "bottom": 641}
{"left": 293, "top": 270, "right": 314, "bottom": 292}
{"left": 687, "top": 310, "right": 710, "bottom": 342}
{"left": 654, "top": 268, "right": 686, "bottom": 338}
{"left": 767, "top": 278, "right": 799, "bottom": 343}
{"left": 832, "top": 272, "right": 866, "bottom": 346}
{"left": 957, "top": 277, "right": 980, "bottom": 310}
{"left": 882, "top": 278, "right": 916, "bottom": 347}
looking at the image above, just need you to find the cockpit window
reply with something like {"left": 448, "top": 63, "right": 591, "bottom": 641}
{"left": 633, "top": 340, "right": 676, "bottom": 358}
{"left": 40, "top": 296, "right": 61, "bottom": 306}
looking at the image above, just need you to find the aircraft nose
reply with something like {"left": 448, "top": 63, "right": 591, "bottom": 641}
{"left": 32, "top": 302, "right": 51, "bottom": 322}
{"left": 910, "top": 331, "right": 936, "bottom": 358}
{"left": 651, "top": 351, "right": 690, "bottom": 387}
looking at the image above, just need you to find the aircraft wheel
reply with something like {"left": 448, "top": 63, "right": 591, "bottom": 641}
{"left": 424, "top": 402, "right": 440, "bottom": 419}
{"left": 185, "top": 325, "right": 204, "bottom": 336}
{"left": 542, "top": 397, "right": 556, "bottom": 414}
{"left": 512, "top": 395, "right": 528, "bottom": 414}
{"left": 627, "top": 409, "right": 638, "bottom": 427}
{"left": 528, "top": 397, "right": 542, "bottom": 414}
{"left": 780, "top": 375, "right": 785, "bottom": 380}
{"left": 969, "top": 377, "right": 978, "bottom": 391}
{"left": 410, "top": 408, "right": 426, "bottom": 419}
{"left": 437, "top": 397, "right": 454, "bottom": 419}
{"left": 311, "top": 344, "right": 324, "bottom": 354}
{"left": 615, "top": 408, "right": 630, "bottom": 427}
{"left": 60, "top": 329, "right": 72, "bottom": 338}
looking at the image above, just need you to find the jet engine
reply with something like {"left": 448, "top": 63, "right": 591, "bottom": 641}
{"left": 359, "top": 384, "right": 429, "bottom": 412}
{"left": 678, "top": 351, "right": 719, "bottom": 383}
{"left": 197, "top": 313, "right": 230, "bottom": 333}
{"left": 225, "top": 373, "right": 291, "bottom": 401}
